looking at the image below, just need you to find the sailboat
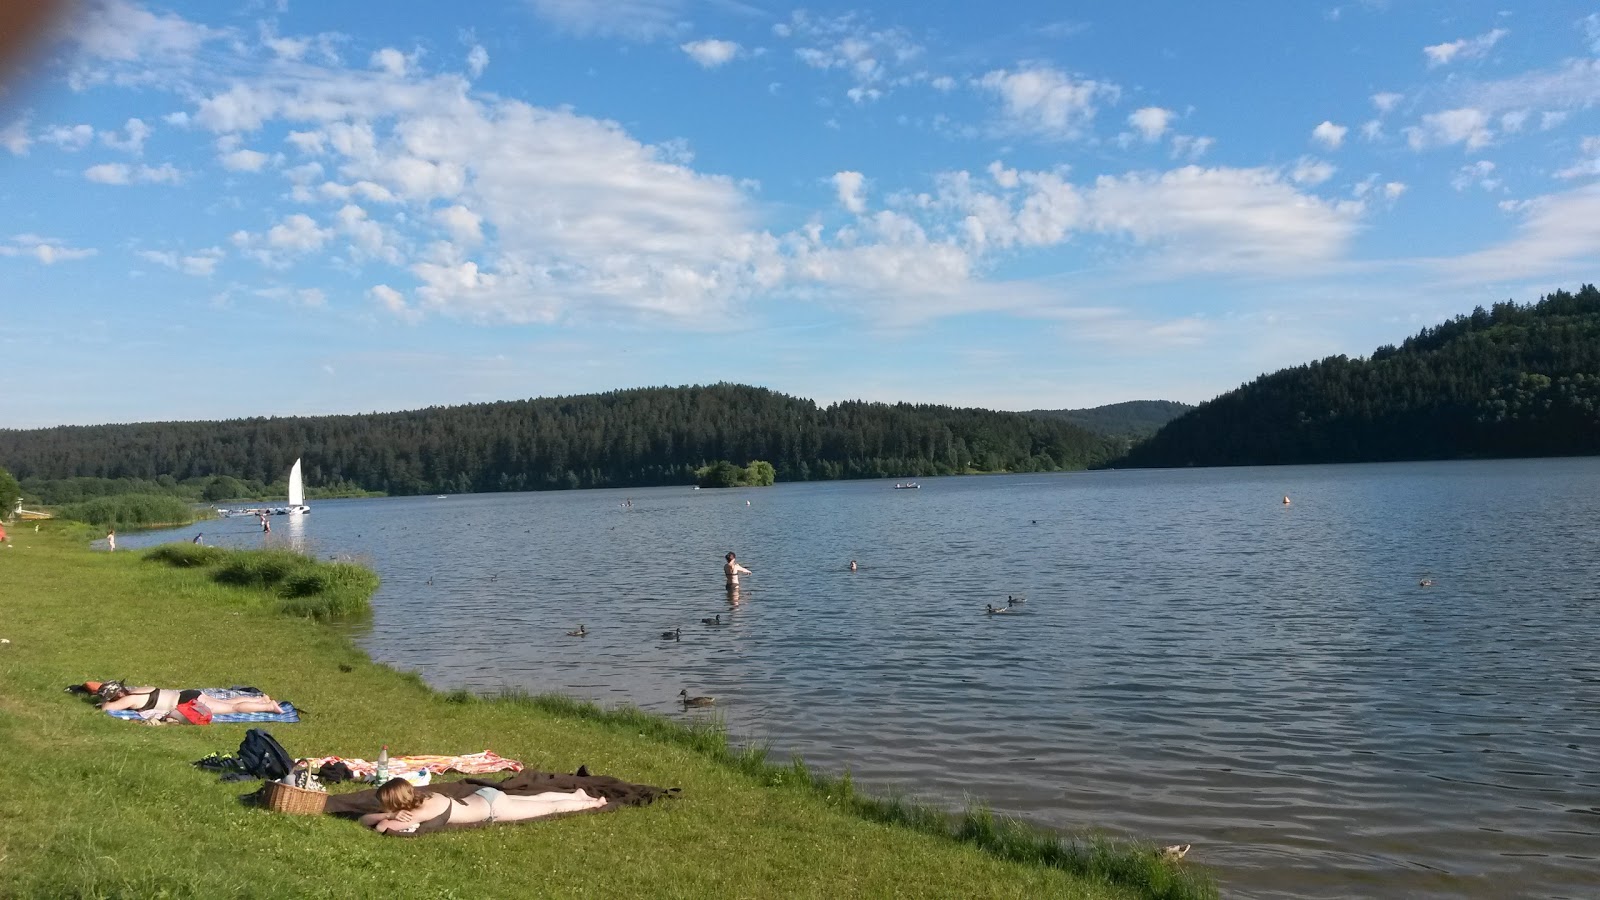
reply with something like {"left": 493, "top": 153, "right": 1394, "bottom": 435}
{"left": 216, "top": 457, "right": 310, "bottom": 517}
{"left": 286, "top": 458, "right": 310, "bottom": 516}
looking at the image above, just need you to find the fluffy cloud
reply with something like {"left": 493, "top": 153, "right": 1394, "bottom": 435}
{"left": 466, "top": 45, "right": 489, "bottom": 77}
{"left": 681, "top": 39, "right": 740, "bottom": 68}
{"left": 976, "top": 65, "right": 1118, "bottom": 140}
{"left": 1451, "top": 160, "right": 1499, "bottom": 192}
{"left": 219, "top": 148, "right": 271, "bottom": 172}
{"left": 0, "top": 234, "right": 98, "bottom": 264}
{"left": 1423, "top": 28, "right": 1508, "bottom": 67}
{"left": 267, "top": 213, "right": 332, "bottom": 252}
{"left": 1311, "top": 120, "right": 1347, "bottom": 149}
{"left": 1291, "top": 157, "right": 1336, "bottom": 186}
{"left": 833, "top": 171, "right": 866, "bottom": 213}
{"left": 778, "top": 10, "right": 924, "bottom": 97}
{"left": 1404, "top": 108, "right": 1493, "bottom": 150}
{"left": 137, "top": 246, "right": 224, "bottom": 276}
{"left": 83, "top": 162, "right": 182, "bottom": 184}
{"left": 1127, "top": 107, "right": 1173, "bottom": 142}
{"left": 1556, "top": 136, "right": 1600, "bottom": 179}
{"left": 44, "top": 124, "right": 95, "bottom": 151}
{"left": 1371, "top": 92, "right": 1403, "bottom": 114}
{"left": 101, "top": 118, "right": 152, "bottom": 153}
{"left": 0, "top": 117, "right": 29, "bottom": 156}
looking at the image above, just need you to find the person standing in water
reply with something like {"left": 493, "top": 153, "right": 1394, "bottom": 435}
{"left": 724, "top": 551, "right": 751, "bottom": 590}
{"left": 106, "top": 529, "right": 115, "bottom": 551}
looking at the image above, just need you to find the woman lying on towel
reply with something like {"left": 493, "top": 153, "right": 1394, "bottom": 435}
{"left": 360, "top": 777, "right": 606, "bottom": 834}
{"left": 98, "top": 684, "right": 283, "bottom": 716}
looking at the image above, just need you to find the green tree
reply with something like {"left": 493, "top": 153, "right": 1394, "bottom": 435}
{"left": 744, "top": 460, "right": 776, "bottom": 486}
{"left": 696, "top": 460, "right": 745, "bottom": 488}
{"left": 0, "top": 466, "right": 21, "bottom": 514}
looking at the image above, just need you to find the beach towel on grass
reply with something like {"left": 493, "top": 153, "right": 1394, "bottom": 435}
{"left": 305, "top": 750, "right": 520, "bottom": 781}
{"left": 104, "top": 691, "right": 301, "bottom": 724}
{"left": 321, "top": 767, "right": 679, "bottom": 834}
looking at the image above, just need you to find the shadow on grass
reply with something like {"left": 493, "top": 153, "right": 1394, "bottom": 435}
{"left": 464, "top": 690, "right": 1216, "bottom": 900}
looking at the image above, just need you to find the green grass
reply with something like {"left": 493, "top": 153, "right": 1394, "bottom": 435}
{"left": 57, "top": 493, "right": 207, "bottom": 529}
{"left": 144, "top": 544, "right": 381, "bottom": 619}
{"left": 0, "top": 525, "right": 1215, "bottom": 900}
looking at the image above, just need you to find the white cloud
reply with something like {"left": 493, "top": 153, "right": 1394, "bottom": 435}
{"left": 1127, "top": 106, "right": 1173, "bottom": 142}
{"left": 1170, "top": 134, "right": 1213, "bottom": 159}
{"left": 1311, "top": 120, "right": 1348, "bottom": 149}
{"left": 1441, "top": 183, "right": 1600, "bottom": 281}
{"left": 44, "top": 124, "right": 95, "bottom": 151}
{"left": 297, "top": 288, "right": 327, "bottom": 307}
{"left": 681, "top": 39, "right": 740, "bottom": 68}
{"left": 833, "top": 171, "right": 866, "bottom": 213}
{"left": 100, "top": 118, "right": 151, "bottom": 153}
{"left": 0, "top": 117, "right": 30, "bottom": 156}
{"left": 219, "top": 148, "right": 271, "bottom": 172}
{"left": 0, "top": 234, "right": 98, "bottom": 264}
{"left": 64, "top": 0, "right": 226, "bottom": 89}
{"left": 1372, "top": 92, "right": 1403, "bottom": 114}
{"left": 1405, "top": 108, "right": 1493, "bottom": 150}
{"left": 137, "top": 246, "right": 224, "bottom": 276}
{"left": 524, "top": 0, "right": 686, "bottom": 41}
{"left": 370, "top": 48, "right": 410, "bottom": 77}
{"left": 369, "top": 284, "right": 422, "bottom": 322}
{"left": 1361, "top": 120, "right": 1384, "bottom": 141}
{"left": 434, "top": 205, "right": 484, "bottom": 244}
{"left": 1424, "top": 28, "right": 1508, "bottom": 67}
{"left": 1451, "top": 160, "right": 1499, "bottom": 191}
{"left": 1556, "top": 136, "right": 1600, "bottom": 179}
{"left": 929, "top": 75, "right": 956, "bottom": 92}
{"left": 83, "top": 162, "right": 181, "bottom": 184}
{"left": 1291, "top": 156, "right": 1336, "bottom": 186}
{"left": 976, "top": 65, "right": 1118, "bottom": 141}
{"left": 267, "top": 213, "right": 331, "bottom": 252}
{"left": 778, "top": 10, "right": 925, "bottom": 97}
{"left": 466, "top": 44, "right": 489, "bottom": 77}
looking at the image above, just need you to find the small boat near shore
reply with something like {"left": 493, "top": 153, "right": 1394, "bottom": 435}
{"left": 217, "top": 458, "right": 310, "bottom": 517}
{"left": 894, "top": 482, "right": 921, "bottom": 490}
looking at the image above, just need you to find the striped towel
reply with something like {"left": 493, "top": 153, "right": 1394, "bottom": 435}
{"left": 306, "top": 750, "right": 523, "bottom": 781}
{"left": 104, "top": 690, "right": 301, "bottom": 724}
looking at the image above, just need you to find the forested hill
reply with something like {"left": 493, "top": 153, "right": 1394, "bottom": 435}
{"left": 1116, "top": 286, "right": 1600, "bottom": 468}
{"left": 0, "top": 384, "right": 1119, "bottom": 495}
{"left": 1026, "top": 400, "right": 1194, "bottom": 439}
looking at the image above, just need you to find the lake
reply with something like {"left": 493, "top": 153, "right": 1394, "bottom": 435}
{"left": 126, "top": 458, "right": 1600, "bottom": 899}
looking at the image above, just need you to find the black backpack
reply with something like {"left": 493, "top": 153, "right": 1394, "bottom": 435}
{"left": 237, "top": 728, "right": 294, "bottom": 781}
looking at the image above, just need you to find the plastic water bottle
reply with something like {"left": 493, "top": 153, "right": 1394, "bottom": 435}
{"left": 375, "top": 745, "right": 390, "bottom": 783}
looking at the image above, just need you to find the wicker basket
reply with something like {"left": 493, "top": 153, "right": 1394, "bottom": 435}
{"left": 261, "top": 779, "right": 328, "bottom": 815}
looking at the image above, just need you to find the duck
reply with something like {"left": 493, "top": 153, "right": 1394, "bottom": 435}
{"left": 1160, "top": 844, "right": 1191, "bottom": 861}
{"left": 985, "top": 604, "right": 1012, "bottom": 615}
{"left": 1007, "top": 595, "right": 1027, "bottom": 606}
{"left": 566, "top": 625, "right": 587, "bottom": 637}
{"left": 661, "top": 627, "right": 682, "bottom": 641}
{"left": 680, "top": 689, "right": 715, "bottom": 707}
{"left": 701, "top": 614, "right": 722, "bottom": 626}
{"left": 1419, "top": 578, "right": 1435, "bottom": 588}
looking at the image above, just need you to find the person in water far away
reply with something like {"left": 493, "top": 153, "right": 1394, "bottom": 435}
{"left": 360, "top": 777, "right": 605, "bottom": 834}
{"left": 724, "top": 551, "right": 751, "bottom": 589}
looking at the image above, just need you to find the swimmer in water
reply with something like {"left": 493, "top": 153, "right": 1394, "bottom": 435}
{"left": 724, "top": 551, "right": 751, "bottom": 590}
{"left": 849, "top": 560, "right": 858, "bottom": 571}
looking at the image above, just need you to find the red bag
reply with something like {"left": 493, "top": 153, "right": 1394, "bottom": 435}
{"left": 174, "top": 700, "right": 212, "bottom": 725}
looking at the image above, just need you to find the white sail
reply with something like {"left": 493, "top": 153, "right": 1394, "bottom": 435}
{"left": 287, "top": 458, "right": 304, "bottom": 508}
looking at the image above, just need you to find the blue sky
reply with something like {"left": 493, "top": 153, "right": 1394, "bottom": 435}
{"left": 3, "top": 0, "right": 1600, "bottom": 427}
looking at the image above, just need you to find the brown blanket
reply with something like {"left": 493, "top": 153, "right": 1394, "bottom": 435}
{"left": 321, "top": 767, "right": 679, "bottom": 833}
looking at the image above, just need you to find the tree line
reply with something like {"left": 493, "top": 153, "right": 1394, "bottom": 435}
{"left": 1116, "top": 285, "right": 1600, "bottom": 468}
{"left": 0, "top": 384, "right": 1120, "bottom": 499}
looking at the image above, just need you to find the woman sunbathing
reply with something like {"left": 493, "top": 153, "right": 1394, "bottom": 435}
{"left": 360, "top": 777, "right": 606, "bottom": 834}
{"left": 98, "top": 684, "right": 283, "bottom": 716}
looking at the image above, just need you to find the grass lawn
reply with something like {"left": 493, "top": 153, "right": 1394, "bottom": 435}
{"left": 0, "top": 526, "right": 1214, "bottom": 899}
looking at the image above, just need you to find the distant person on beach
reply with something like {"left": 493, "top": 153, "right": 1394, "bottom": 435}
{"left": 106, "top": 529, "right": 115, "bottom": 551}
{"left": 724, "top": 551, "right": 751, "bottom": 590}
{"left": 361, "top": 777, "right": 605, "bottom": 834}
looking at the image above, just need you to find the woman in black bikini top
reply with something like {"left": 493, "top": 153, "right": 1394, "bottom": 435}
{"left": 98, "top": 685, "right": 283, "bottom": 716}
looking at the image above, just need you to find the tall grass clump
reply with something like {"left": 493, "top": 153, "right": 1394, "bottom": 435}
{"left": 58, "top": 494, "right": 202, "bottom": 529}
{"left": 493, "top": 690, "right": 1216, "bottom": 900}
{"left": 143, "top": 544, "right": 379, "bottom": 619}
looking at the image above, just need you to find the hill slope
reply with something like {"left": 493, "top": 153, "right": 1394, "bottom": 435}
{"left": 1027, "top": 401, "right": 1194, "bottom": 439}
{"left": 1116, "top": 286, "right": 1600, "bottom": 468}
{"left": 0, "top": 384, "right": 1118, "bottom": 495}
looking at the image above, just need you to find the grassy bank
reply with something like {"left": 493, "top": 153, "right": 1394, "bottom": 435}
{"left": 0, "top": 528, "right": 1214, "bottom": 900}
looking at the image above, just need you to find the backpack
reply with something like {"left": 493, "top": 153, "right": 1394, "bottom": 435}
{"left": 237, "top": 728, "right": 294, "bottom": 781}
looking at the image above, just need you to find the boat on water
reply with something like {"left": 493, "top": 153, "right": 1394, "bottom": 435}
{"left": 893, "top": 482, "right": 921, "bottom": 490}
{"left": 217, "top": 458, "right": 310, "bottom": 517}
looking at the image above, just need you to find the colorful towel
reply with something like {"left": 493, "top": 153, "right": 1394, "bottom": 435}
{"left": 305, "top": 750, "right": 522, "bottom": 781}
{"left": 104, "top": 689, "right": 300, "bottom": 724}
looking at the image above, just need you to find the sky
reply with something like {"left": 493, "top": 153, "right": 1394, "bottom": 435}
{"left": 3, "top": 0, "right": 1600, "bottom": 428}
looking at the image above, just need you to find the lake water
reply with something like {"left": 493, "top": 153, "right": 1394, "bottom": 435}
{"left": 127, "top": 459, "right": 1600, "bottom": 899}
